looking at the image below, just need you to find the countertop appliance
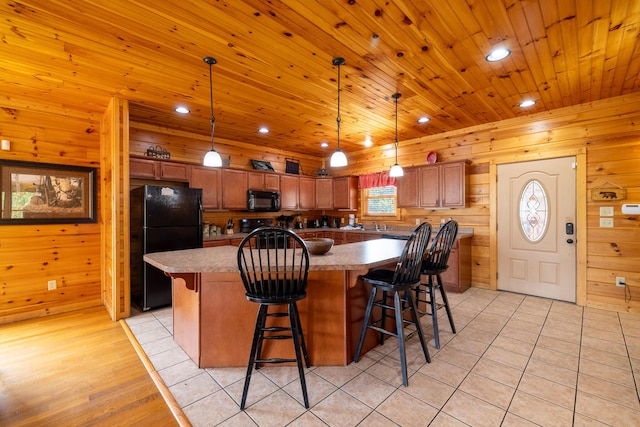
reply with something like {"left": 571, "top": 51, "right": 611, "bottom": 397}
{"left": 130, "top": 185, "right": 202, "bottom": 311}
{"left": 306, "top": 219, "right": 320, "bottom": 228}
{"left": 247, "top": 189, "right": 280, "bottom": 212}
{"left": 321, "top": 215, "right": 330, "bottom": 228}
{"left": 240, "top": 218, "right": 291, "bottom": 248}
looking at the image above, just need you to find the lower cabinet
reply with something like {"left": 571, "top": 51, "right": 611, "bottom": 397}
{"left": 440, "top": 236, "right": 472, "bottom": 293}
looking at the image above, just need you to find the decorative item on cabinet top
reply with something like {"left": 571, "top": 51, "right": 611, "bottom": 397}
{"left": 251, "top": 159, "right": 275, "bottom": 172}
{"left": 145, "top": 145, "right": 171, "bottom": 159}
{"left": 285, "top": 158, "right": 300, "bottom": 175}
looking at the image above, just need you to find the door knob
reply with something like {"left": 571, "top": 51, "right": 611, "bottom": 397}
{"left": 566, "top": 238, "right": 574, "bottom": 244}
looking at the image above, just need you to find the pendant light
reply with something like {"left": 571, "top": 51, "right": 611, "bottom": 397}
{"left": 330, "top": 57, "right": 348, "bottom": 167}
{"left": 202, "top": 56, "right": 223, "bottom": 167}
{"left": 389, "top": 93, "right": 404, "bottom": 177}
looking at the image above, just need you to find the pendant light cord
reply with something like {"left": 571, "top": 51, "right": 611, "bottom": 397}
{"left": 209, "top": 62, "right": 216, "bottom": 149}
{"left": 336, "top": 62, "right": 342, "bottom": 150}
{"left": 394, "top": 95, "right": 399, "bottom": 163}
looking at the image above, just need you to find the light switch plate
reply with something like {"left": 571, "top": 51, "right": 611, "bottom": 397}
{"left": 599, "top": 206, "right": 614, "bottom": 216}
{"left": 599, "top": 217, "right": 614, "bottom": 228}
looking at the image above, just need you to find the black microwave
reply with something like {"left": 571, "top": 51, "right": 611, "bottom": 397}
{"left": 247, "top": 190, "right": 281, "bottom": 212}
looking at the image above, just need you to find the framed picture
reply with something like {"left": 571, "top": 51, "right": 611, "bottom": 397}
{"left": 0, "top": 160, "right": 97, "bottom": 224}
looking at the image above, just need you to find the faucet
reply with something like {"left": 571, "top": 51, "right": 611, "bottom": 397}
{"left": 373, "top": 222, "right": 379, "bottom": 231}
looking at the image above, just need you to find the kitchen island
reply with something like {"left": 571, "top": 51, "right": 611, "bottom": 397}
{"left": 144, "top": 239, "right": 409, "bottom": 368}
{"left": 145, "top": 227, "right": 473, "bottom": 368}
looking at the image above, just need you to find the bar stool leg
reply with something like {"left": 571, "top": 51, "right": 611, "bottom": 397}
{"left": 437, "top": 274, "right": 456, "bottom": 334}
{"left": 289, "top": 304, "right": 309, "bottom": 408}
{"left": 354, "top": 287, "right": 378, "bottom": 362}
{"left": 393, "top": 291, "right": 409, "bottom": 386}
{"left": 241, "top": 304, "right": 268, "bottom": 410}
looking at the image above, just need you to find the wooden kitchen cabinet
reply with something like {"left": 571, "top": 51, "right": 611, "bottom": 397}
{"left": 130, "top": 157, "right": 190, "bottom": 182}
{"left": 280, "top": 174, "right": 299, "bottom": 210}
{"left": 203, "top": 239, "right": 230, "bottom": 248}
{"left": 222, "top": 169, "right": 248, "bottom": 210}
{"left": 397, "top": 160, "right": 469, "bottom": 209}
{"left": 333, "top": 176, "right": 358, "bottom": 210}
{"left": 248, "top": 171, "right": 280, "bottom": 191}
{"left": 190, "top": 166, "right": 222, "bottom": 210}
{"left": 299, "top": 177, "right": 316, "bottom": 210}
{"left": 315, "top": 178, "right": 333, "bottom": 209}
{"left": 440, "top": 236, "right": 472, "bottom": 293}
{"left": 396, "top": 167, "right": 420, "bottom": 208}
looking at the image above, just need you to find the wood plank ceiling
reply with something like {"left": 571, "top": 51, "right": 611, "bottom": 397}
{"left": 2, "top": 0, "right": 639, "bottom": 158}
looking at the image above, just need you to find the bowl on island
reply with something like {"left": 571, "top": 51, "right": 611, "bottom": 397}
{"left": 304, "top": 237, "right": 334, "bottom": 255}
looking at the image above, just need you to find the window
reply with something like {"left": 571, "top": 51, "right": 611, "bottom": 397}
{"left": 519, "top": 179, "right": 549, "bottom": 242}
{"left": 364, "top": 185, "right": 397, "bottom": 216}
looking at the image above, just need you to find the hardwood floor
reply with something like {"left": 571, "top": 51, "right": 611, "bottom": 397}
{"left": 0, "top": 306, "right": 179, "bottom": 426}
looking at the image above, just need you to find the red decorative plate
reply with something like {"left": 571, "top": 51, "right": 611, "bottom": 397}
{"left": 426, "top": 151, "right": 437, "bottom": 164}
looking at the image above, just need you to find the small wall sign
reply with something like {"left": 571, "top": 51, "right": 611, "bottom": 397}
{"left": 591, "top": 181, "right": 626, "bottom": 201}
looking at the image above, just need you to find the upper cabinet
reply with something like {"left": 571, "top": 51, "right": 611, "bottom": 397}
{"left": 315, "top": 178, "right": 333, "bottom": 209}
{"left": 333, "top": 176, "right": 358, "bottom": 210}
{"left": 222, "top": 169, "right": 248, "bottom": 210}
{"left": 130, "top": 157, "right": 190, "bottom": 182}
{"left": 397, "top": 160, "right": 469, "bottom": 209}
{"left": 280, "top": 174, "right": 299, "bottom": 210}
{"left": 190, "top": 166, "right": 222, "bottom": 210}
{"left": 299, "top": 177, "right": 316, "bottom": 210}
{"left": 248, "top": 171, "right": 280, "bottom": 191}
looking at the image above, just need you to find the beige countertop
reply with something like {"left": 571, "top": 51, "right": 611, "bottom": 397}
{"left": 145, "top": 226, "right": 474, "bottom": 274}
{"left": 145, "top": 238, "right": 409, "bottom": 274}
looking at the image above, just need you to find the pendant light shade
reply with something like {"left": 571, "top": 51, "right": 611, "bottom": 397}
{"left": 389, "top": 93, "right": 404, "bottom": 177}
{"left": 330, "top": 57, "right": 347, "bottom": 167}
{"left": 203, "top": 56, "right": 222, "bottom": 167}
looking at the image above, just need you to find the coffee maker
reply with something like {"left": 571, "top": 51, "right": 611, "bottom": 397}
{"left": 320, "top": 215, "right": 330, "bottom": 228}
{"left": 294, "top": 214, "right": 304, "bottom": 229}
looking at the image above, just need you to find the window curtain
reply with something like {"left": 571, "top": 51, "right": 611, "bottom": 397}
{"left": 358, "top": 171, "right": 396, "bottom": 189}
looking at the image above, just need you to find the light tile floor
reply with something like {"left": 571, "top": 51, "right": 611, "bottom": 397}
{"left": 126, "top": 288, "right": 640, "bottom": 426}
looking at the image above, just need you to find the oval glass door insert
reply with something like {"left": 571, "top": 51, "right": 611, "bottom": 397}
{"left": 519, "top": 179, "right": 548, "bottom": 242}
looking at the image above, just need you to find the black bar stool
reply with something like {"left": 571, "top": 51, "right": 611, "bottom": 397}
{"left": 354, "top": 222, "right": 432, "bottom": 386}
{"left": 237, "top": 226, "right": 310, "bottom": 410}
{"left": 415, "top": 219, "right": 458, "bottom": 349}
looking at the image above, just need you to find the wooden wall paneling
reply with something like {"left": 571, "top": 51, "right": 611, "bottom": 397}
{"left": 340, "top": 94, "right": 640, "bottom": 313}
{"left": 0, "top": 102, "right": 103, "bottom": 324}
{"left": 100, "top": 97, "right": 130, "bottom": 321}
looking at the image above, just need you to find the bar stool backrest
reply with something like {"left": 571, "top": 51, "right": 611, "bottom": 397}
{"left": 392, "top": 222, "right": 432, "bottom": 286}
{"left": 237, "top": 226, "right": 310, "bottom": 302}
{"left": 423, "top": 220, "right": 459, "bottom": 272}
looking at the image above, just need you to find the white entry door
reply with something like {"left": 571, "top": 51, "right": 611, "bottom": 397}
{"left": 497, "top": 157, "right": 576, "bottom": 302}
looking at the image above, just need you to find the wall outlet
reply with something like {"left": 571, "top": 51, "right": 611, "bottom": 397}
{"left": 616, "top": 277, "right": 626, "bottom": 287}
{"left": 599, "top": 217, "right": 614, "bottom": 228}
{"left": 47, "top": 279, "right": 57, "bottom": 290}
{"left": 415, "top": 218, "right": 420, "bottom": 225}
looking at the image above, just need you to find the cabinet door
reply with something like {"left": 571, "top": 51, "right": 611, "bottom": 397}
{"left": 440, "top": 162, "right": 467, "bottom": 208}
{"left": 222, "top": 169, "right": 248, "bottom": 209}
{"left": 130, "top": 158, "right": 158, "bottom": 179}
{"left": 160, "top": 162, "right": 190, "bottom": 181}
{"left": 315, "top": 178, "right": 333, "bottom": 209}
{"left": 333, "top": 176, "right": 357, "bottom": 210}
{"left": 299, "top": 177, "right": 316, "bottom": 210}
{"left": 280, "top": 175, "right": 299, "bottom": 209}
{"left": 419, "top": 166, "right": 440, "bottom": 207}
{"left": 396, "top": 168, "right": 419, "bottom": 208}
{"left": 264, "top": 174, "right": 280, "bottom": 191}
{"left": 190, "top": 167, "right": 222, "bottom": 210}
{"left": 247, "top": 172, "right": 265, "bottom": 190}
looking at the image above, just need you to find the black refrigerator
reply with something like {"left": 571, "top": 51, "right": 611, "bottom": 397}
{"left": 130, "top": 185, "right": 203, "bottom": 311}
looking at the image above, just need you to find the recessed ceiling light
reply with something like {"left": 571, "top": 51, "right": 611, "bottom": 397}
{"left": 519, "top": 99, "right": 536, "bottom": 108}
{"left": 174, "top": 106, "right": 190, "bottom": 114}
{"left": 258, "top": 127, "right": 269, "bottom": 134}
{"left": 320, "top": 142, "right": 329, "bottom": 148}
{"left": 364, "top": 135, "right": 373, "bottom": 147}
{"left": 417, "top": 116, "right": 430, "bottom": 124}
{"left": 486, "top": 48, "right": 511, "bottom": 62}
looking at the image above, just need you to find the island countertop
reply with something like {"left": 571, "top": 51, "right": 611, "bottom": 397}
{"left": 144, "top": 238, "right": 408, "bottom": 274}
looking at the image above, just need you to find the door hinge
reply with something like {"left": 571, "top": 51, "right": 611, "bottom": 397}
{"left": 496, "top": 272, "right": 499, "bottom": 280}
